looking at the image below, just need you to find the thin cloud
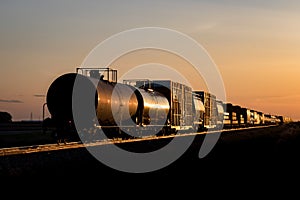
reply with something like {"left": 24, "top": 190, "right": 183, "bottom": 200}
{"left": 256, "top": 94, "right": 300, "bottom": 101}
{"left": 0, "top": 99, "right": 23, "bottom": 103}
{"left": 33, "top": 94, "right": 45, "bottom": 97}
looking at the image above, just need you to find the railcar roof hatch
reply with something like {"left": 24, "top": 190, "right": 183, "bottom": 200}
{"left": 76, "top": 67, "right": 118, "bottom": 83}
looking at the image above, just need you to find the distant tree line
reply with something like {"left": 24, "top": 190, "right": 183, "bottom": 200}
{"left": 0, "top": 111, "right": 12, "bottom": 123}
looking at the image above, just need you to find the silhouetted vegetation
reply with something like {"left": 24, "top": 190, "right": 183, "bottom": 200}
{"left": 0, "top": 111, "right": 12, "bottom": 123}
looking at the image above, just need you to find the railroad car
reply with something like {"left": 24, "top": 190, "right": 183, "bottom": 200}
{"left": 215, "top": 100, "right": 225, "bottom": 129}
{"left": 223, "top": 103, "right": 240, "bottom": 128}
{"left": 43, "top": 67, "right": 292, "bottom": 141}
{"left": 193, "top": 91, "right": 217, "bottom": 129}
{"left": 45, "top": 68, "right": 207, "bottom": 140}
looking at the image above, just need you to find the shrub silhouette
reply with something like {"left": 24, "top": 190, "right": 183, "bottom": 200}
{"left": 0, "top": 111, "right": 12, "bottom": 123}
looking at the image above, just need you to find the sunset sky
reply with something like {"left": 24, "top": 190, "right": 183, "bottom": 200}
{"left": 0, "top": 0, "right": 299, "bottom": 121}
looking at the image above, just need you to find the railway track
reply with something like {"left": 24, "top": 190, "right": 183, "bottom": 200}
{"left": 0, "top": 125, "right": 277, "bottom": 156}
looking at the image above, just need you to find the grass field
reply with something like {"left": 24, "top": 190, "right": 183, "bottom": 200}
{"left": 0, "top": 121, "right": 56, "bottom": 148}
{"left": 1, "top": 122, "right": 300, "bottom": 177}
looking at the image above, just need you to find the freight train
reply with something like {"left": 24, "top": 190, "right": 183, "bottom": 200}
{"left": 43, "top": 67, "right": 292, "bottom": 142}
